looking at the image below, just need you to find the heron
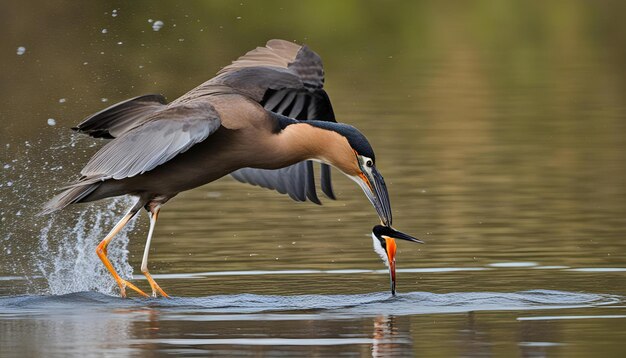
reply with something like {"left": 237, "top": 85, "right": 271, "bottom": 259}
{"left": 42, "top": 39, "right": 415, "bottom": 298}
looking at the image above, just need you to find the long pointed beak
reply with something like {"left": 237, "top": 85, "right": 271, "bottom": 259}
{"left": 371, "top": 167, "right": 392, "bottom": 226}
{"left": 354, "top": 167, "right": 393, "bottom": 226}
{"left": 383, "top": 227, "right": 424, "bottom": 244}
{"left": 385, "top": 237, "right": 397, "bottom": 295}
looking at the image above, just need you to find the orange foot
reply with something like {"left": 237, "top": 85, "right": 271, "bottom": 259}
{"left": 117, "top": 278, "right": 149, "bottom": 298}
{"left": 143, "top": 271, "right": 170, "bottom": 298}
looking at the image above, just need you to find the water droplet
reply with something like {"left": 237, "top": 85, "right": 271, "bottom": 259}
{"left": 101, "top": 98, "right": 108, "bottom": 103}
{"left": 152, "top": 20, "right": 164, "bottom": 31}
{"left": 111, "top": 9, "right": 118, "bottom": 17}
{"left": 58, "top": 98, "right": 66, "bottom": 103}
{"left": 16, "top": 46, "right": 26, "bottom": 55}
{"left": 101, "top": 28, "right": 108, "bottom": 34}
{"left": 47, "top": 118, "right": 56, "bottom": 126}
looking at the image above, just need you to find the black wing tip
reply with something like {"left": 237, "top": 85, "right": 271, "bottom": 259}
{"left": 304, "top": 161, "right": 322, "bottom": 205}
{"left": 74, "top": 93, "right": 167, "bottom": 132}
{"left": 142, "top": 93, "right": 168, "bottom": 104}
{"left": 71, "top": 126, "right": 114, "bottom": 139}
{"left": 321, "top": 186, "right": 336, "bottom": 200}
{"left": 320, "top": 164, "right": 336, "bottom": 200}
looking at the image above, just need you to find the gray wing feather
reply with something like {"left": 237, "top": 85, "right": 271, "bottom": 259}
{"left": 288, "top": 93, "right": 307, "bottom": 118}
{"left": 263, "top": 89, "right": 289, "bottom": 112}
{"left": 207, "top": 40, "right": 324, "bottom": 102}
{"left": 231, "top": 160, "right": 321, "bottom": 204}
{"left": 205, "top": 66, "right": 301, "bottom": 103}
{"left": 73, "top": 94, "right": 167, "bottom": 138}
{"left": 211, "top": 39, "right": 336, "bottom": 203}
{"left": 276, "top": 91, "right": 297, "bottom": 114}
{"left": 80, "top": 101, "right": 221, "bottom": 181}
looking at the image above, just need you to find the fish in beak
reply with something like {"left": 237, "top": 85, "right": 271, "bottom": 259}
{"left": 371, "top": 225, "right": 423, "bottom": 295}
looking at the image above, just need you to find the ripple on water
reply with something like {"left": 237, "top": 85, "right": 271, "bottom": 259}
{"left": 0, "top": 290, "right": 619, "bottom": 318}
{"left": 488, "top": 262, "right": 538, "bottom": 268}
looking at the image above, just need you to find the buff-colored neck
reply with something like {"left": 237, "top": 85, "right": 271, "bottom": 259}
{"left": 272, "top": 123, "right": 360, "bottom": 175}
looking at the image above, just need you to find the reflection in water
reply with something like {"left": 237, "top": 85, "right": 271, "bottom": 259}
{"left": 1, "top": 310, "right": 136, "bottom": 355}
{"left": 518, "top": 319, "right": 561, "bottom": 358}
{"left": 457, "top": 312, "right": 493, "bottom": 357}
{"left": 0, "top": 291, "right": 621, "bottom": 356}
{"left": 372, "top": 315, "right": 414, "bottom": 357}
{"left": 131, "top": 308, "right": 163, "bottom": 354}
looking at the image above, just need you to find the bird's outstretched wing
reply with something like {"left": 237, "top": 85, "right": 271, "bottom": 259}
{"left": 207, "top": 39, "right": 337, "bottom": 203}
{"left": 212, "top": 39, "right": 336, "bottom": 124}
{"left": 73, "top": 94, "right": 167, "bottom": 139}
{"left": 79, "top": 101, "right": 221, "bottom": 182}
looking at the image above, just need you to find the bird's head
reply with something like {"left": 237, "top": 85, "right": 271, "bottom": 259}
{"left": 372, "top": 225, "right": 423, "bottom": 295}
{"left": 307, "top": 121, "right": 393, "bottom": 226}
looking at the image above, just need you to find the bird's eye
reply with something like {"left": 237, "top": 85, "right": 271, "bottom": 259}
{"left": 366, "top": 160, "right": 373, "bottom": 168}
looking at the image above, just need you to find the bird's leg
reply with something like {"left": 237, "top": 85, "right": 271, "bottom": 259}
{"left": 96, "top": 201, "right": 148, "bottom": 298}
{"left": 141, "top": 205, "right": 169, "bottom": 298}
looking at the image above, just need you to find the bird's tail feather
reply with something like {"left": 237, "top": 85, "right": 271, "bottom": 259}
{"left": 39, "top": 183, "right": 100, "bottom": 215}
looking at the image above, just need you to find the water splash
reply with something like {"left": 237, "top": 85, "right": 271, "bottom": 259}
{"left": 1, "top": 130, "right": 140, "bottom": 296}
{"left": 35, "top": 197, "right": 137, "bottom": 295}
{"left": 152, "top": 20, "right": 164, "bottom": 31}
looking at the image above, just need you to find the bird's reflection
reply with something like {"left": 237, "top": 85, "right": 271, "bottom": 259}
{"left": 371, "top": 315, "right": 414, "bottom": 357}
{"left": 456, "top": 311, "right": 493, "bottom": 357}
{"left": 518, "top": 319, "right": 560, "bottom": 358}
